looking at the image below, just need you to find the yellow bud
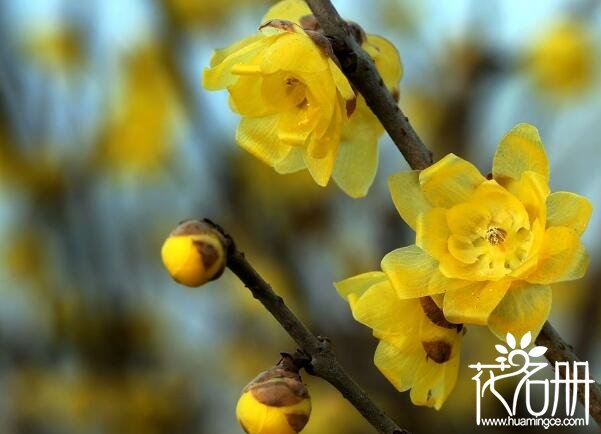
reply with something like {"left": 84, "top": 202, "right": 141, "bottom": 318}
{"left": 161, "top": 219, "right": 226, "bottom": 287}
{"left": 236, "top": 358, "right": 311, "bottom": 434}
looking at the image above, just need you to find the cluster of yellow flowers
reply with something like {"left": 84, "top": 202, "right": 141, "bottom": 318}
{"left": 160, "top": 0, "right": 595, "bottom": 430}
{"left": 337, "top": 123, "right": 591, "bottom": 408}
{"left": 203, "top": 0, "right": 402, "bottom": 198}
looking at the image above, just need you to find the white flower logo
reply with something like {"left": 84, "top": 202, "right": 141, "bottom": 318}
{"left": 493, "top": 331, "right": 548, "bottom": 364}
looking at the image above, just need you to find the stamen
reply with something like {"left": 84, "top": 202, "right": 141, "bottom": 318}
{"left": 486, "top": 227, "right": 507, "bottom": 246}
{"left": 285, "top": 77, "right": 299, "bottom": 86}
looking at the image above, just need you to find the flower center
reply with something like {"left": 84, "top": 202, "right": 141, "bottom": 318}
{"left": 486, "top": 226, "right": 507, "bottom": 246}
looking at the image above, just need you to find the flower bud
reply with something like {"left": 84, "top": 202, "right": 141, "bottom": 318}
{"left": 236, "top": 357, "right": 311, "bottom": 434}
{"left": 161, "top": 219, "right": 226, "bottom": 287}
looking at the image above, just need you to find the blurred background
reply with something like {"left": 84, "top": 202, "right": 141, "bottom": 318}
{"left": 0, "top": 0, "right": 600, "bottom": 433}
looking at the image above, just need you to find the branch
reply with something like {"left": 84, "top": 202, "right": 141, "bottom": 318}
{"left": 305, "top": 0, "right": 601, "bottom": 425}
{"left": 536, "top": 322, "right": 601, "bottom": 425}
{"left": 206, "top": 220, "right": 408, "bottom": 434}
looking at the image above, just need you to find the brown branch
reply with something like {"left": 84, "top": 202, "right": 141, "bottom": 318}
{"left": 536, "top": 322, "right": 601, "bottom": 425}
{"left": 205, "top": 220, "right": 408, "bottom": 434}
{"left": 305, "top": 0, "right": 601, "bottom": 425}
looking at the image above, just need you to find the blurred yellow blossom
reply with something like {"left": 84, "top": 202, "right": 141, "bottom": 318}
{"left": 203, "top": 0, "right": 402, "bottom": 197}
{"left": 384, "top": 123, "right": 591, "bottom": 338}
{"left": 528, "top": 20, "right": 596, "bottom": 97}
{"left": 336, "top": 271, "right": 463, "bottom": 409}
{"left": 97, "top": 48, "right": 179, "bottom": 174}
{"left": 22, "top": 26, "right": 85, "bottom": 71}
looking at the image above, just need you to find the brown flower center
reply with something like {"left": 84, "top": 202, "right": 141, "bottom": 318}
{"left": 486, "top": 226, "right": 507, "bottom": 246}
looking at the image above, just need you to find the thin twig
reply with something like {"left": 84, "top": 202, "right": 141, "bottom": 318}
{"left": 204, "top": 220, "right": 408, "bottom": 434}
{"left": 536, "top": 322, "right": 601, "bottom": 425}
{"left": 305, "top": 0, "right": 601, "bottom": 425}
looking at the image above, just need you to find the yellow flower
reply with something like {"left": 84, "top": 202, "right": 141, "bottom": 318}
{"left": 161, "top": 220, "right": 226, "bottom": 287}
{"left": 384, "top": 123, "right": 591, "bottom": 338}
{"left": 203, "top": 0, "right": 402, "bottom": 197}
{"left": 336, "top": 271, "right": 463, "bottom": 409}
{"left": 528, "top": 20, "right": 596, "bottom": 97}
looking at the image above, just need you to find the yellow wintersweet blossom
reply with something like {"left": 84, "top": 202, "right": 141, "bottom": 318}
{"left": 384, "top": 123, "right": 591, "bottom": 339}
{"left": 528, "top": 20, "right": 596, "bottom": 97}
{"left": 203, "top": 0, "right": 402, "bottom": 197}
{"left": 98, "top": 48, "right": 179, "bottom": 173}
{"left": 336, "top": 271, "right": 463, "bottom": 409}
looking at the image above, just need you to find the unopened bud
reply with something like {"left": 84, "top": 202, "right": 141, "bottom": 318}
{"left": 236, "top": 356, "right": 311, "bottom": 434}
{"left": 161, "top": 219, "right": 226, "bottom": 287}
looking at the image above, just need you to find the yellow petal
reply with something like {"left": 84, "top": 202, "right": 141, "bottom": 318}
{"left": 410, "top": 353, "right": 460, "bottom": 410}
{"left": 488, "top": 281, "right": 551, "bottom": 340}
{"left": 364, "top": 34, "right": 403, "bottom": 90}
{"left": 229, "top": 75, "right": 274, "bottom": 117}
{"left": 306, "top": 97, "right": 343, "bottom": 159}
{"left": 526, "top": 226, "right": 589, "bottom": 284}
{"left": 260, "top": 33, "right": 329, "bottom": 74}
{"left": 332, "top": 109, "right": 379, "bottom": 198}
{"left": 445, "top": 202, "right": 491, "bottom": 239}
{"left": 262, "top": 0, "right": 311, "bottom": 24}
{"left": 419, "top": 153, "right": 485, "bottom": 208}
{"left": 303, "top": 147, "right": 336, "bottom": 187}
{"left": 546, "top": 191, "right": 592, "bottom": 235}
{"left": 334, "top": 271, "right": 388, "bottom": 307}
{"left": 416, "top": 208, "right": 451, "bottom": 261}
{"left": 261, "top": 71, "right": 307, "bottom": 111}
{"left": 328, "top": 58, "right": 355, "bottom": 101}
{"left": 381, "top": 245, "right": 446, "bottom": 299}
{"left": 273, "top": 146, "right": 306, "bottom": 174}
{"left": 443, "top": 279, "right": 512, "bottom": 325}
{"left": 493, "top": 123, "right": 549, "bottom": 184}
{"left": 388, "top": 170, "right": 432, "bottom": 231}
{"left": 236, "top": 115, "right": 290, "bottom": 166}
{"left": 277, "top": 104, "right": 316, "bottom": 146}
{"left": 203, "top": 35, "right": 268, "bottom": 90}
{"left": 374, "top": 339, "right": 422, "bottom": 393}
{"left": 352, "top": 279, "right": 421, "bottom": 337}
{"left": 504, "top": 171, "right": 550, "bottom": 225}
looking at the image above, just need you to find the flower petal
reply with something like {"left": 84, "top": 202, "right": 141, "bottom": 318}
{"left": 410, "top": 352, "right": 460, "bottom": 410}
{"left": 488, "top": 281, "right": 551, "bottom": 340}
{"left": 419, "top": 153, "right": 486, "bottom": 208}
{"left": 332, "top": 125, "right": 378, "bottom": 198}
{"left": 546, "top": 191, "right": 592, "bottom": 235}
{"left": 381, "top": 245, "right": 446, "bottom": 299}
{"left": 416, "top": 208, "right": 451, "bottom": 261}
{"left": 504, "top": 171, "right": 550, "bottom": 225}
{"left": 229, "top": 75, "right": 274, "bottom": 117}
{"left": 273, "top": 147, "right": 306, "bottom": 174}
{"left": 203, "top": 35, "right": 268, "bottom": 90}
{"left": 328, "top": 59, "right": 355, "bottom": 101}
{"left": 334, "top": 271, "right": 387, "bottom": 305}
{"left": 352, "top": 280, "right": 421, "bottom": 337}
{"left": 260, "top": 33, "right": 329, "bottom": 74}
{"left": 364, "top": 35, "right": 403, "bottom": 91}
{"left": 526, "top": 226, "right": 589, "bottom": 284}
{"left": 262, "top": 0, "right": 311, "bottom": 24}
{"left": 493, "top": 123, "right": 549, "bottom": 184}
{"left": 374, "top": 340, "right": 422, "bottom": 393}
{"left": 236, "top": 115, "right": 290, "bottom": 166}
{"left": 443, "top": 279, "right": 512, "bottom": 325}
{"left": 388, "top": 170, "right": 432, "bottom": 231}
